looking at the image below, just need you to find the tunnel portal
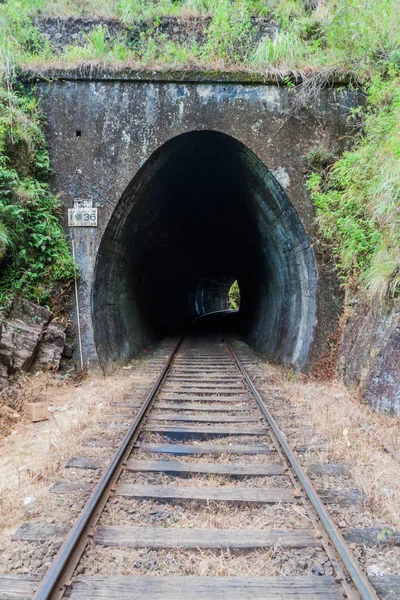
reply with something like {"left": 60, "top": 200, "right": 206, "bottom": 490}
{"left": 92, "top": 131, "right": 317, "bottom": 370}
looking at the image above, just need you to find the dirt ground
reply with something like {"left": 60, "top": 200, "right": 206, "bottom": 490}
{"left": 0, "top": 354, "right": 159, "bottom": 544}
{"left": 237, "top": 346, "right": 400, "bottom": 528}
{"left": 0, "top": 338, "right": 399, "bottom": 580}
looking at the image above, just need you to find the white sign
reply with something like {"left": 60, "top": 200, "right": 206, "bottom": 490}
{"left": 68, "top": 208, "right": 98, "bottom": 227}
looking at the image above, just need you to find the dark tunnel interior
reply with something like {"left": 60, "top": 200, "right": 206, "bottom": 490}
{"left": 92, "top": 131, "right": 318, "bottom": 371}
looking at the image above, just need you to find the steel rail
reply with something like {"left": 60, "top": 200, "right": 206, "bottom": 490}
{"left": 32, "top": 337, "right": 183, "bottom": 600}
{"left": 226, "top": 339, "right": 379, "bottom": 600}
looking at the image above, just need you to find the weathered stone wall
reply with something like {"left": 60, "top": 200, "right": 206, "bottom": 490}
{"left": 33, "top": 17, "right": 126, "bottom": 52}
{"left": 30, "top": 69, "right": 361, "bottom": 370}
{"left": 339, "top": 301, "right": 400, "bottom": 415}
{"left": 33, "top": 16, "right": 278, "bottom": 54}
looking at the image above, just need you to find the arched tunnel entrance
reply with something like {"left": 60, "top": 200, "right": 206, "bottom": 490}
{"left": 92, "top": 131, "right": 317, "bottom": 371}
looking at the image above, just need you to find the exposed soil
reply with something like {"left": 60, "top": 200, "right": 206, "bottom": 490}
{"left": 0, "top": 346, "right": 166, "bottom": 549}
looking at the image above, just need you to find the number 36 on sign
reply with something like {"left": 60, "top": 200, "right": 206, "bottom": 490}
{"left": 68, "top": 208, "right": 98, "bottom": 227}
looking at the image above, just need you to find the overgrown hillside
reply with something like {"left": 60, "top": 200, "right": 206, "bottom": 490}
{"left": 308, "top": 74, "right": 400, "bottom": 301}
{"left": 0, "top": 86, "right": 76, "bottom": 314}
{"left": 0, "top": 0, "right": 399, "bottom": 311}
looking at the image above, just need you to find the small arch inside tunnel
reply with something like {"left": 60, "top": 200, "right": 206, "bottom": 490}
{"left": 92, "top": 130, "right": 318, "bottom": 371}
{"left": 228, "top": 280, "right": 241, "bottom": 310}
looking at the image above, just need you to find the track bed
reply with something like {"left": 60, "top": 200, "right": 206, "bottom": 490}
{"left": 3, "top": 336, "right": 391, "bottom": 599}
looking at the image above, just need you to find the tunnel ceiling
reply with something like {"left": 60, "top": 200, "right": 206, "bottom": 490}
{"left": 93, "top": 131, "right": 317, "bottom": 370}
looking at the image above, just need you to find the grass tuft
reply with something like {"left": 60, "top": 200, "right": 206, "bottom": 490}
{"left": 307, "top": 74, "right": 400, "bottom": 302}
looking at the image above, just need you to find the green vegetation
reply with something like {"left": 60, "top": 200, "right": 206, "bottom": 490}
{"left": 0, "top": 2, "right": 76, "bottom": 315}
{"left": 0, "top": 85, "right": 76, "bottom": 314}
{"left": 228, "top": 280, "right": 241, "bottom": 310}
{"left": 1, "top": 0, "right": 398, "bottom": 74}
{"left": 0, "top": 0, "right": 399, "bottom": 307}
{"left": 308, "top": 75, "right": 400, "bottom": 301}
{"left": 0, "top": 0, "right": 271, "bottom": 20}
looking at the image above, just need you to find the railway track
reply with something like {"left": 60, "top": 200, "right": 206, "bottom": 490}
{"left": 5, "top": 335, "right": 386, "bottom": 599}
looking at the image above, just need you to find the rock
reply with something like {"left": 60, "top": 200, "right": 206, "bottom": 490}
{"left": 0, "top": 298, "right": 66, "bottom": 377}
{"left": 62, "top": 342, "right": 73, "bottom": 358}
{"left": 32, "top": 17, "right": 129, "bottom": 53}
{"left": 32, "top": 15, "right": 277, "bottom": 54}
{"left": 367, "top": 564, "right": 385, "bottom": 577}
{"left": 311, "top": 565, "right": 324, "bottom": 575}
{"left": 339, "top": 301, "right": 400, "bottom": 415}
{"left": 34, "top": 320, "right": 66, "bottom": 371}
{"left": 10, "top": 297, "right": 53, "bottom": 327}
{"left": 0, "top": 405, "right": 20, "bottom": 423}
{"left": 0, "top": 361, "right": 8, "bottom": 378}
{"left": 0, "top": 299, "right": 52, "bottom": 376}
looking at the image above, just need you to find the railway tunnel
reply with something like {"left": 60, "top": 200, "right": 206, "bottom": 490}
{"left": 92, "top": 130, "right": 317, "bottom": 371}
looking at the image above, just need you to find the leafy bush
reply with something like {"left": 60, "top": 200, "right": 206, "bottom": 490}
{"left": 0, "top": 87, "right": 76, "bottom": 313}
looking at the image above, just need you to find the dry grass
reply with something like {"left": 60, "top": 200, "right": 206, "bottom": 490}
{"left": 79, "top": 544, "right": 331, "bottom": 577}
{"left": 142, "top": 433, "right": 270, "bottom": 446}
{"left": 22, "top": 58, "right": 346, "bottom": 85}
{"left": 100, "top": 496, "right": 312, "bottom": 530}
{"left": 0, "top": 361, "right": 154, "bottom": 542}
{"left": 0, "top": 375, "right": 47, "bottom": 436}
{"left": 137, "top": 451, "right": 281, "bottom": 464}
{"left": 119, "top": 471, "right": 291, "bottom": 488}
{"left": 255, "top": 361, "right": 400, "bottom": 527}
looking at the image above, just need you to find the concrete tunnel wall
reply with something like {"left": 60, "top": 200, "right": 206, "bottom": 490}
{"left": 34, "top": 72, "right": 362, "bottom": 370}
{"left": 92, "top": 131, "right": 317, "bottom": 369}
